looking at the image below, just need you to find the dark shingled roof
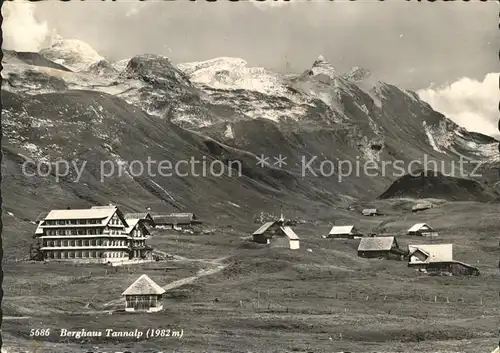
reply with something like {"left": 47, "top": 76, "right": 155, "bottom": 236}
{"left": 358, "top": 237, "right": 396, "bottom": 251}
{"left": 124, "top": 212, "right": 152, "bottom": 220}
{"left": 152, "top": 213, "right": 196, "bottom": 225}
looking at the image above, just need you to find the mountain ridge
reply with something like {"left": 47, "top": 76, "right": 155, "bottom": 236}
{"left": 1, "top": 41, "right": 498, "bottom": 259}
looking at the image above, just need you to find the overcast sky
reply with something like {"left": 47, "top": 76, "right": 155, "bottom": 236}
{"left": 28, "top": 1, "right": 497, "bottom": 90}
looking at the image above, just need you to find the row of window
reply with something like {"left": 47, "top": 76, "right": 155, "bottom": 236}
{"left": 109, "top": 217, "right": 122, "bottom": 226}
{"left": 45, "top": 229, "right": 105, "bottom": 236}
{"left": 44, "top": 250, "right": 129, "bottom": 259}
{"left": 44, "top": 229, "right": 136, "bottom": 236}
{"left": 45, "top": 219, "right": 102, "bottom": 226}
{"left": 43, "top": 239, "right": 129, "bottom": 247}
{"left": 125, "top": 296, "right": 161, "bottom": 307}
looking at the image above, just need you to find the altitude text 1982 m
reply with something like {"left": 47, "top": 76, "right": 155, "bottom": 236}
{"left": 30, "top": 328, "right": 184, "bottom": 340}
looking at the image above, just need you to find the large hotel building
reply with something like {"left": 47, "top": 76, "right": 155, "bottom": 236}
{"left": 33, "top": 205, "right": 151, "bottom": 262}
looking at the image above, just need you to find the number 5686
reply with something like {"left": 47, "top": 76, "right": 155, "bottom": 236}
{"left": 30, "top": 329, "right": 50, "bottom": 337}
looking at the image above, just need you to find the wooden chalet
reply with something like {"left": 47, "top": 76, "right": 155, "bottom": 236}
{"left": 252, "top": 219, "right": 299, "bottom": 250}
{"left": 122, "top": 274, "right": 166, "bottom": 312}
{"left": 152, "top": 213, "right": 200, "bottom": 231}
{"left": 362, "top": 208, "right": 380, "bottom": 216}
{"left": 327, "top": 225, "right": 361, "bottom": 239}
{"left": 407, "top": 223, "right": 436, "bottom": 236}
{"left": 408, "top": 244, "right": 479, "bottom": 276}
{"left": 412, "top": 203, "right": 433, "bottom": 213}
{"left": 357, "top": 236, "right": 404, "bottom": 260}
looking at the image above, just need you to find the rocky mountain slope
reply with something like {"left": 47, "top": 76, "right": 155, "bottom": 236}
{"left": 2, "top": 39, "right": 498, "bottom": 257}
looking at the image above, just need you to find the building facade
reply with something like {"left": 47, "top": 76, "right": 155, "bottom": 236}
{"left": 33, "top": 205, "right": 151, "bottom": 263}
{"left": 125, "top": 218, "right": 151, "bottom": 259}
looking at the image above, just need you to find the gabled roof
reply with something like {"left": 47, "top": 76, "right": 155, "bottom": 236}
{"left": 125, "top": 218, "right": 151, "bottom": 236}
{"left": 408, "top": 223, "right": 433, "bottom": 232}
{"left": 152, "top": 213, "right": 196, "bottom": 225}
{"left": 253, "top": 221, "right": 276, "bottom": 235}
{"left": 39, "top": 205, "right": 128, "bottom": 228}
{"left": 409, "top": 247, "right": 430, "bottom": 258}
{"left": 122, "top": 274, "right": 166, "bottom": 296}
{"left": 358, "top": 237, "right": 396, "bottom": 251}
{"left": 329, "top": 225, "right": 355, "bottom": 235}
{"left": 35, "top": 222, "right": 44, "bottom": 235}
{"left": 408, "top": 244, "right": 453, "bottom": 262}
{"left": 125, "top": 218, "right": 140, "bottom": 233}
{"left": 44, "top": 207, "right": 116, "bottom": 221}
{"left": 124, "top": 212, "right": 152, "bottom": 221}
{"left": 280, "top": 226, "right": 299, "bottom": 240}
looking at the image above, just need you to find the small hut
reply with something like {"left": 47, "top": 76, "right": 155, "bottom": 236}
{"left": 362, "top": 208, "right": 380, "bottom": 216}
{"left": 327, "top": 225, "right": 361, "bottom": 239}
{"left": 252, "top": 221, "right": 300, "bottom": 250}
{"left": 407, "top": 244, "right": 478, "bottom": 276}
{"left": 407, "top": 223, "right": 436, "bottom": 236}
{"left": 152, "top": 213, "right": 200, "bottom": 231}
{"left": 357, "top": 237, "right": 403, "bottom": 259}
{"left": 412, "top": 203, "right": 433, "bottom": 213}
{"left": 122, "top": 274, "right": 166, "bottom": 312}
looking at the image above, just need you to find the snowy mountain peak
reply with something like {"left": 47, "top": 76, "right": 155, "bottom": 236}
{"left": 39, "top": 38, "right": 104, "bottom": 72}
{"left": 178, "top": 57, "right": 248, "bottom": 76}
{"left": 310, "top": 54, "right": 336, "bottom": 78}
{"left": 344, "top": 66, "right": 372, "bottom": 83}
{"left": 178, "top": 57, "right": 288, "bottom": 95}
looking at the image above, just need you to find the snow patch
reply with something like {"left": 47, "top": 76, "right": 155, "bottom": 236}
{"left": 224, "top": 124, "right": 235, "bottom": 139}
{"left": 310, "top": 55, "right": 336, "bottom": 79}
{"left": 178, "top": 57, "right": 289, "bottom": 96}
{"left": 422, "top": 121, "right": 445, "bottom": 153}
{"left": 40, "top": 38, "right": 104, "bottom": 72}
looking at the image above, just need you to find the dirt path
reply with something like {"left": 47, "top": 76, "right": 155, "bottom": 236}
{"left": 3, "top": 316, "right": 31, "bottom": 320}
{"left": 101, "top": 255, "right": 228, "bottom": 309}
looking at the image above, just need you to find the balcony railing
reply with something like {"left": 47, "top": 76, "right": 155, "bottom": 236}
{"left": 40, "top": 245, "right": 129, "bottom": 250}
{"left": 40, "top": 234, "right": 130, "bottom": 239}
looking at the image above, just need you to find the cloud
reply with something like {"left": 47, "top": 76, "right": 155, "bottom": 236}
{"left": 1, "top": 2, "right": 51, "bottom": 51}
{"left": 417, "top": 73, "right": 499, "bottom": 138}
